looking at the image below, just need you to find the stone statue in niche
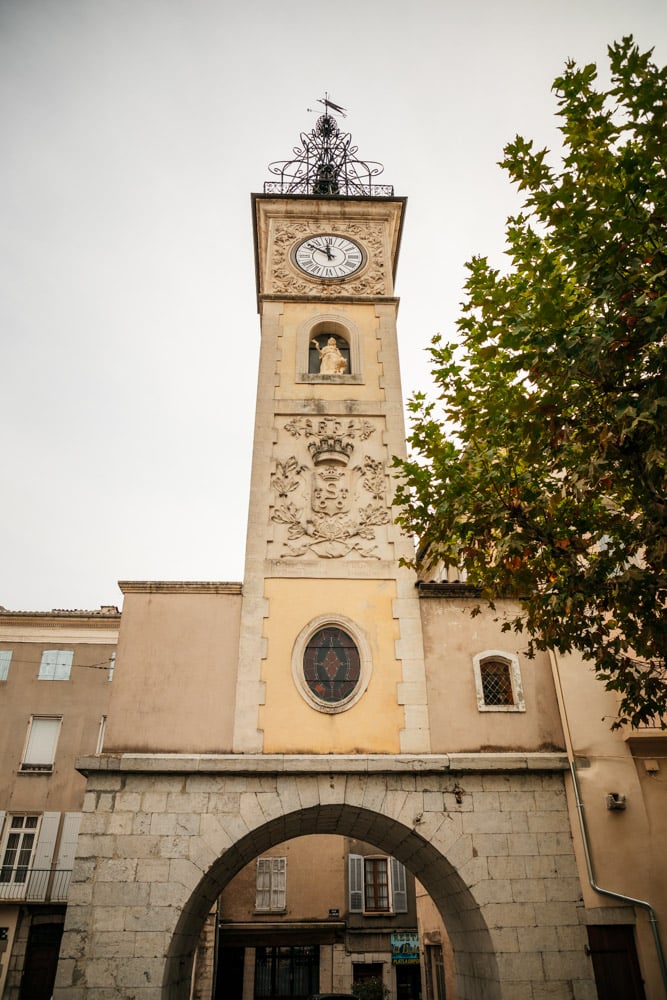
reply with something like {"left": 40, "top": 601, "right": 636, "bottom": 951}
{"left": 312, "top": 336, "right": 347, "bottom": 374}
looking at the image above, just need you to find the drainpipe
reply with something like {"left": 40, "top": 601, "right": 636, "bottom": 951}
{"left": 548, "top": 650, "right": 667, "bottom": 994}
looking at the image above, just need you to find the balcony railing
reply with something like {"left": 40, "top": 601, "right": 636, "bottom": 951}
{"left": 0, "top": 868, "right": 72, "bottom": 902}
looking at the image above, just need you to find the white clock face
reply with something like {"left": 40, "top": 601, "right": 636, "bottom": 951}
{"left": 293, "top": 234, "right": 365, "bottom": 279}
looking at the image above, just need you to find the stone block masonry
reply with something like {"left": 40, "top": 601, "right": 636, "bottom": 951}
{"left": 54, "top": 753, "right": 595, "bottom": 1000}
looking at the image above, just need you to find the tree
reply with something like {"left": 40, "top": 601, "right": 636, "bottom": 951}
{"left": 394, "top": 37, "right": 667, "bottom": 729}
{"left": 353, "top": 977, "right": 390, "bottom": 1000}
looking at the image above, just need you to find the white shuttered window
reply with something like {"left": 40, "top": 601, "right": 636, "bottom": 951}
{"left": 0, "top": 650, "right": 11, "bottom": 680}
{"left": 38, "top": 650, "right": 73, "bottom": 681}
{"left": 22, "top": 717, "right": 62, "bottom": 771}
{"left": 255, "top": 857, "right": 287, "bottom": 911}
{"left": 348, "top": 853, "right": 408, "bottom": 914}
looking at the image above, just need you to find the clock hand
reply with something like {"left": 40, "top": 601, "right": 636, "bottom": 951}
{"left": 305, "top": 242, "right": 336, "bottom": 261}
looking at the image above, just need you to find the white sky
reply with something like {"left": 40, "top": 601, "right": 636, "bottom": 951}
{"left": 2, "top": 0, "right": 665, "bottom": 612}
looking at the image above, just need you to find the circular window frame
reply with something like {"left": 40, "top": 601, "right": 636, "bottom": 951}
{"left": 292, "top": 614, "right": 372, "bottom": 714}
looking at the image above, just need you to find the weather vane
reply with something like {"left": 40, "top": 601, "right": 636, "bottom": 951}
{"left": 308, "top": 94, "right": 348, "bottom": 118}
{"left": 264, "top": 95, "right": 392, "bottom": 197}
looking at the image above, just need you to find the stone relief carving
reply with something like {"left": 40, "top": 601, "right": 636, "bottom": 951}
{"left": 270, "top": 418, "right": 390, "bottom": 559}
{"left": 284, "top": 416, "right": 375, "bottom": 443}
{"left": 271, "top": 221, "right": 386, "bottom": 297}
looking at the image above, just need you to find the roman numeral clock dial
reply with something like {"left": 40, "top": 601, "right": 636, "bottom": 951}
{"left": 293, "top": 234, "right": 365, "bottom": 279}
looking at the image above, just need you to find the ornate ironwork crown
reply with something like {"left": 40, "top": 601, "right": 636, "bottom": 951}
{"left": 264, "top": 96, "right": 393, "bottom": 198}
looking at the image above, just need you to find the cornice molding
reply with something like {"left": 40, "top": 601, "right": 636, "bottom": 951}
{"left": 77, "top": 751, "right": 569, "bottom": 776}
{"left": 259, "top": 294, "right": 400, "bottom": 306}
{"left": 118, "top": 580, "right": 242, "bottom": 595}
{"left": 0, "top": 610, "right": 121, "bottom": 629}
{"left": 417, "top": 581, "right": 483, "bottom": 599}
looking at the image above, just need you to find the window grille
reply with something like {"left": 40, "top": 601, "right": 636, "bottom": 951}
{"left": 480, "top": 659, "right": 514, "bottom": 705}
{"left": 473, "top": 650, "right": 525, "bottom": 713}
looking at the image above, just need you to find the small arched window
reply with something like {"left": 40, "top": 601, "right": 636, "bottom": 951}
{"left": 472, "top": 651, "right": 525, "bottom": 712}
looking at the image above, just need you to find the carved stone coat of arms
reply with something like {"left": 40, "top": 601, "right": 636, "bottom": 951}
{"left": 270, "top": 418, "right": 390, "bottom": 559}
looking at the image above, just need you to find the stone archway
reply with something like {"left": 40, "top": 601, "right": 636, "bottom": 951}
{"left": 164, "top": 804, "right": 499, "bottom": 1000}
{"left": 54, "top": 754, "right": 593, "bottom": 1000}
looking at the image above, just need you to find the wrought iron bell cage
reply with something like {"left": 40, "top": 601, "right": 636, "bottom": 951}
{"left": 264, "top": 102, "right": 393, "bottom": 198}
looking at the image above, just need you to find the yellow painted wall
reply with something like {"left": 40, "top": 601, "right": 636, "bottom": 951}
{"left": 260, "top": 578, "right": 404, "bottom": 753}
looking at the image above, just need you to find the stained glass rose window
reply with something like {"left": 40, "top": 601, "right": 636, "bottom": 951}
{"left": 303, "top": 626, "right": 361, "bottom": 704}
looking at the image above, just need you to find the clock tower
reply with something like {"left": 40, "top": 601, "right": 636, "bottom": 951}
{"left": 233, "top": 102, "right": 431, "bottom": 755}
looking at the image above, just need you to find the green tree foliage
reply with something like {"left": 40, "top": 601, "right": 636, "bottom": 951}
{"left": 352, "top": 978, "right": 390, "bottom": 1000}
{"left": 394, "top": 37, "right": 667, "bottom": 728}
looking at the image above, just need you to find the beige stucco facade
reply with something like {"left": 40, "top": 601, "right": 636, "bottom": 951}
{"left": 0, "top": 609, "right": 119, "bottom": 1000}
{"left": 553, "top": 645, "right": 667, "bottom": 995}
{"left": 420, "top": 592, "right": 565, "bottom": 754}
{"left": 103, "top": 582, "right": 242, "bottom": 754}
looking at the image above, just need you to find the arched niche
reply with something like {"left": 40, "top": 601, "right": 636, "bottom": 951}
{"left": 296, "top": 314, "right": 363, "bottom": 384}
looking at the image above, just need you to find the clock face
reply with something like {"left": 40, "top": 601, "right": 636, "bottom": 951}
{"left": 293, "top": 234, "right": 365, "bottom": 279}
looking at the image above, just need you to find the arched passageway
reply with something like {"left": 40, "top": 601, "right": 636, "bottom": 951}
{"left": 165, "top": 803, "right": 499, "bottom": 1000}
{"left": 54, "top": 755, "right": 592, "bottom": 1000}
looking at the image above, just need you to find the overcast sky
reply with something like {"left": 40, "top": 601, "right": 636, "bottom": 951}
{"left": 2, "top": 0, "right": 665, "bottom": 612}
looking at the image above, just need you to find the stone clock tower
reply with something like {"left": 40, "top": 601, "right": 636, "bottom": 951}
{"left": 233, "top": 104, "right": 431, "bottom": 756}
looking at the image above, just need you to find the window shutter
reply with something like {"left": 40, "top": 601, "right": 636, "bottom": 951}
{"left": 348, "top": 854, "right": 364, "bottom": 912}
{"left": 0, "top": 811, "right": 6, "bottom": 839}
{"left": 55, "top": 811, "right": 81, "bottom": 901}
{"left": 38, "top": 650, "right": 73, "bottom": 680}
{"left": 23, "top": 717, "right": 62, "bottom": 769}
{"left": 0, "top": 650, "right": 11, "bottom": 680}
{"left": 256, "top": 858, "right": 272, "bottom": 910}
{"left": 56, "top": 812, "right": 81, "bottom": 870}
{"left": 96, "top": 716, "right": 107, "bottom": 754}
{"left": 27, "top": 812, "right": 60, "bottom": 898}
{"left": 32, "top": 813, "right": 60, "bottom": 869}
{"left": 391, "top": 857, "right": 408, "bottom": 913}
{"left": 271, "top": 857, "right": 286, "bottom": 910}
